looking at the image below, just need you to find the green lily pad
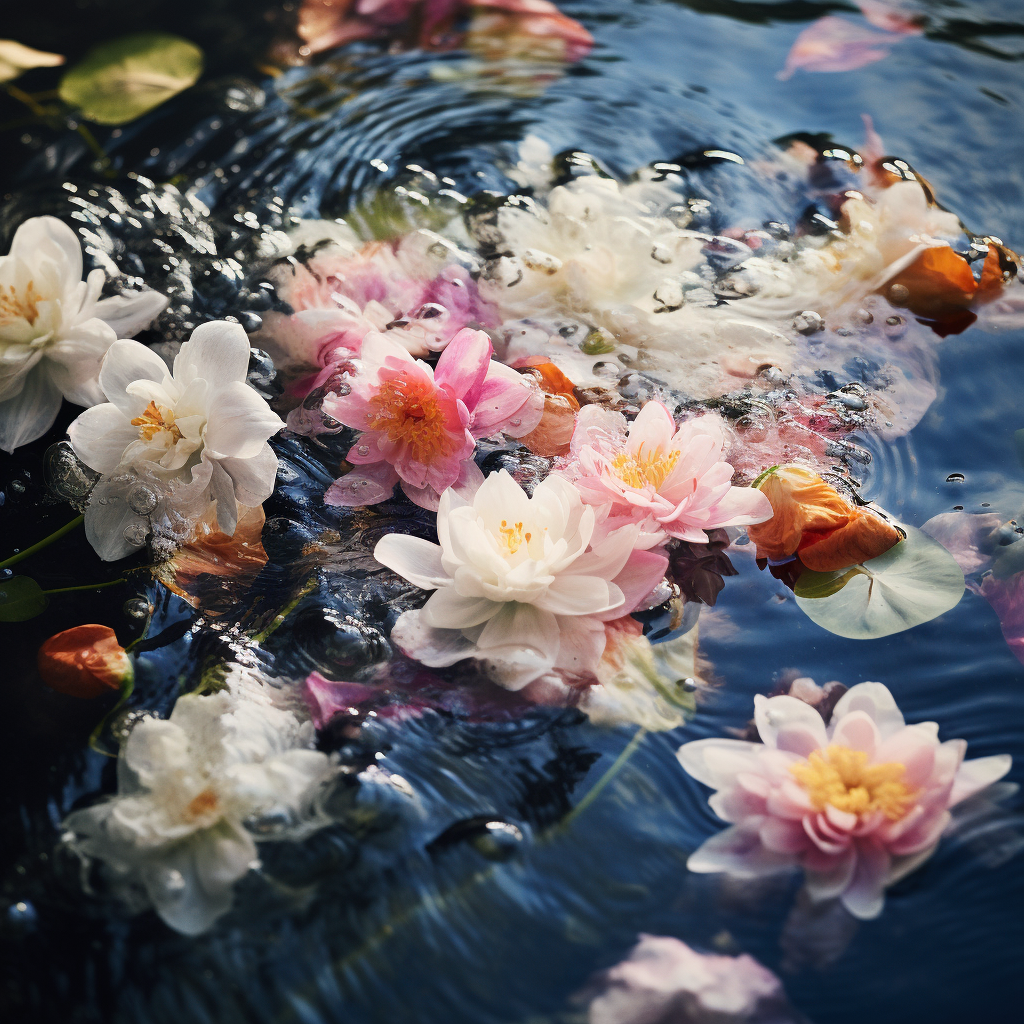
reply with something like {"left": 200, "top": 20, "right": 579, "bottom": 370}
{"left": 0, "top": 576, "right": 47, "bottom": 622}
{"left": 794, "top": 524, "right": 965, "bottom": 639}
{"left": 59, "top": 33, "right": 203, "bottom": 125}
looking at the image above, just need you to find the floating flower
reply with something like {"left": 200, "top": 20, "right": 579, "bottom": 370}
{"left": 375, "top": 469, "right": 668, "bottom": 689}
{"left": 37, "top": 624, "right": 132, "bottom": 699}
{"left": 68, "top": 321, "right": 284, "bottom": 558}
{"left": 323, "top": 328, "right": 541, "bottom": 510}
{"left": 562, "top": 401, "right": 773, "bottom": 547}
{"left": 258, "top": 229, "right": 498, "bottom": 380}
{"left": 64, "top": 691, "right": 336, "bottom": 935}
{"left": 777, "top": 17, "right": 906, "bottom": 81}
{"left": 747, "top": 464, "right": 899, "bottom": 572}
{"left": 678, "top": 682, "right": 1011, "bottom": 918}
{"left": 0, "top": 216, "right": 167, "bottom": 451}
{"left": 0, "top": 40, "right": 65, "bottom": 82}
{"left": 578, "top": 934, "right": 805, "bottom": 1024}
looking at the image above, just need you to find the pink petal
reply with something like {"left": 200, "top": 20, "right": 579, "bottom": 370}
{"left": 433, "top": 328, "right": 492, "bottom": 403}
{"left": 760, "top": 816, "right": 810, "bottom": 854}
{"left": 840, "top": 840, "right": 891, "bottom": 919}
{"left": 325, "top": 462, "right": 399, "bottom": 506}
{"left": 949, "top": 754, "right": 1013, "bottom": 806}
{"left": 830, "top": 709, "right": 882, "bottom": 756}
{"left": 688, "top": 823, "right": 796, "bottom": 877}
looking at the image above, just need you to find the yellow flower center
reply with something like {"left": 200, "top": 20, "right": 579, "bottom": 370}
{"left": 365, "top": 377, "right": 459, "bottom": 465}
{"left": 611, "top": 446, "right": 681, "bottom": 490}
{"left": 498, "top": 519, "right": 531, "bottom": 555}
{"left": 791, "top": 744, "right": 916, "bottom": 821}
{"left": 184, "top": 788, "right": 220, "bottom": 820}
{"left": 131, "top": 400, "right": 182, "bottom": 443}
{"left": 0, "top": 280, "right": 41, "bottom": 327}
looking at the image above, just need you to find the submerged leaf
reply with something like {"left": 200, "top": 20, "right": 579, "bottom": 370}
{"left": 59, "top": 33, "right": 203, "bottom": 125}
{"left": 794, "top": 525, "right": 964, "bottom": 639}
{"left": 0, "top": 576, "right": 47, "bottom": 621}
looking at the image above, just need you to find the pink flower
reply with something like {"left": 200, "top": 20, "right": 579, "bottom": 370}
{"left": 259, "top": 235, "right": 499, "bottom": 382}
{"left": 678, "top": 683, "right": 1012, "bottom": 919}
{"left": 323, "top": 328, "right": 541, "bottom": 509}
{"left": 561, "top": 401, "right": 773, "bottom": 547}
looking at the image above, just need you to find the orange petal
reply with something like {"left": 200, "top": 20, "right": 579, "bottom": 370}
{"left": 38, "top": 624, "right": 131, "bottom": 699}
{"left": 747, "top": 464, "right": 854, "bottom": 561}
{"left": 799, "top": 507, "right": 901, "bottom": 571}
{"left": 518, "top": 392, "right": 577, "bottom": 457}
{"left": 156, "top": 505, "right": 268, "bottom": 615}
{"left": 886, "top": 245, "right": 977, "bottom": 316}
{"left": 514, "top": 357, "right": 580, "bottom": 404}
{"left": 976, "top": 242, "right": 1019, "bottom": 304}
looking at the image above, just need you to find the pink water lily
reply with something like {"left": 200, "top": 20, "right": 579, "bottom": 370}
{"left": 561, "top": 401, "right": 772, "bottom": 547}
{"left": 678, "top": 683, "right": 1012, "bottom": 919}
{"left": 323, "top": 327, "right": 541, "bottom": 510}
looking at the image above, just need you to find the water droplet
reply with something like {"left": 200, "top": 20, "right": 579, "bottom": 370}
{"left": 123, "top": 522, "right": 148, "bottom": 547}
{"left": 888, "top": 283, "right": 910, "bottom": 306}
{"left": 127, "top": 485, "right": 157, "bottom": 515}
{"left": 164, "top": 869, "right": 187, "bottom": 893}
{"left": 791, "top": 310, "right": 824, "bottom": 335}
{"left": 883, "top": 315, "right": 907, "bottom": 340}
{"left": 947, "top": 473, "right": 965, "bottom": 484}
{"left": 413, "top": 302, "right": 446, "bottom": 319}
{"left": 592, "top": 361, "right": 620, "bottom": 380}
{"left": 356, "top": 444, "right": 370, "bottom": 457}
{"left": 9, "top": 480, "right": 25, "bottom": 494}
{"left": 331, "top": 382, "right": 351, "bottom": 398}
{"left": 854, "top": 308, "right": 874, "bottom": 325}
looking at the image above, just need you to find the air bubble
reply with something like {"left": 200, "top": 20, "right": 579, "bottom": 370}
{"left": 946, "top": 473, "right": 965, "bottom": 484}
{"left": 123, "top": 523, "right": 148, "bottom": 547}
{"left": 127, "top": 485, "right": 157, "bottom": 515}
{"left": 124, "top": 597, "right": 151, "bottom": 619}
{"left": 9, "top": 480, "right": 25, "bottom": 494}
{"left": 791, "top": 310, "right": 824, "bottom": 335}
{"left": 888, "top": 283, "right": 910, "bottom": 306}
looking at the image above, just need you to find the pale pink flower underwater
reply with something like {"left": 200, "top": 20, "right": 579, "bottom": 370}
{"left": 580, "top": 934, "right": 805, "bottom": 1024}
{"left": 258, "top": 234, "right": 498, "bottom": 388}
{"left": 323, "top": 328, "right": 541, "bottom": 510}
{"left": 678, "top": 683, "right": 1012, "bottom": 919}
{"left": 561, "top": 401, "right": 773, "bottom": 547}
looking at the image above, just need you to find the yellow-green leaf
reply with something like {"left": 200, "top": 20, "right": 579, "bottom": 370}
{"left": 58, "top": 33, "right": 203, "bottom": 125}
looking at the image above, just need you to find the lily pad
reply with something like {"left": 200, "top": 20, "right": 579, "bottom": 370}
{"left": 794, "top": 524, "right": 965, "bottom": 639}
{"left": 0, "top": 576, "right": 47, "bottom": 621}
{"left": 58, "top": 33, "right": 203, "bottom": 125}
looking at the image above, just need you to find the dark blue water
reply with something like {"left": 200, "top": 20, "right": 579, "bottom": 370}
{"left": 2, "top": 2, "right": 1023, "bottom": 1021}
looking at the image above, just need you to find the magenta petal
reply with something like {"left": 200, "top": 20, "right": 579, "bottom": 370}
{"left": 303, "top": 672, "right": 378, "bottom": 730}
{"left": 433, "top": 328, "right": 492, "bottom": 403}
{"left": 325, "top": 462, "right": 399, "bottom": 506}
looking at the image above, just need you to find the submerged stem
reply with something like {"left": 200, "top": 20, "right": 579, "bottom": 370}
{"left": 43, "top": 579, "right": 126, "bottom": 595}
{"left": 0, "top": 515, "right": 84, "bottom": 570}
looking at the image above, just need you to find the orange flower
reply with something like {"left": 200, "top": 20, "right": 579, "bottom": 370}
{"left": 513, "top": 358, "right": 579, "bottom": 457}
{"left": 38, "top": 625, "right": 132, "bottom": 699}
{"left": 887, "top": 242, "right": 1018, "bottom": 318}
{"left": 748, "top": 464, "right": 900, "bottom": 572}
{"left": 155, "top": 505, "right": 268, "bottom": 615}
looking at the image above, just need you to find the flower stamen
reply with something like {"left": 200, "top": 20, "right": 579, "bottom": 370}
{"left": 0, "top": 280, "right": 41, "bottom": 327}
{"left": 610, "top": 444, "right": 681, "bottom": 490}
{"left": 184, "top": 788, "right": 220, "bottom": 820}
{"left": 131, "top": 400, "right": 182, "bottom": 442}
{"left": 365, "top": 377, "right": 459, "bottom": 464}
{"left": 791, "top": 745, "right": 916, "bottom": 821}
{"left": 499, "top": 519, "right": 527, "bottom": 554}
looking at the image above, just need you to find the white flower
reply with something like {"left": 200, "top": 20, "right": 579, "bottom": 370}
{"left": 68, "top": 320, "right": 285, "bottom": 559}
{"left": 64, "top": 691, "right": 336, "bottom": 935}
{"left": 375, "top": 470, "right": 668, "bottom": 690}
{"left": 0, "top": 216, "right": 167, "bottom": 451}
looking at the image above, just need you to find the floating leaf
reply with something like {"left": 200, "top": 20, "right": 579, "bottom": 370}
{"left": 794, "top": 524, "right": 964, "bottom": 639}
{"left": 58, "top": 33, "right": 203, "bottom": 125}
{"left": 0, "top": 576, "right": 47, "bottom": 621}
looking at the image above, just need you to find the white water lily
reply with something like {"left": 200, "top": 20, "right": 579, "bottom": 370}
{"left": 68, "top": 320, "right": 284, "bottom": 558}
{"left": 375, "top": 469, "right": 668, "bottom": 690}
{"left": 64, "top": 691, "right": 337, "bottom": 935}
{"left": 0, "top": 215, "right": 167, "bottom": 451}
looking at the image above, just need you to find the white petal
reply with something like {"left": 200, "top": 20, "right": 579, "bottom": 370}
{"left": 68, "top": 403, "right": 136, "bottom": 473}
{"left": 532, "top": 574, "right": 621, "bottom": 616}
{"left": 204, "top": 381, "right": 284, "bottom": 459}
{"left": 830, "top": 682, "right": 905, "bottom": 739}
{"left": 389, "top": 609, "right": 477, "bottom": 667}
{"left": 174, "top": 320, "right": 251, "bottom": 385}
{"left": 475, "top": 601, "right": 559, "bottom": 656}
{"left": 218, "top": 445, "right": 278, "bottom": 507}
{"left": 374, "top": 534, "right": 449, "bottom": 589}
{"left": 0, "top": 365, "right": 63, "bottom": 452}
{"left": 92, "top": 288, "right": 168, "bottom": 338}
{"left": 99, "top": 339, "right": 170, "bottom": 415}
{"left": 10, "top": 216, "right": 82, "bottom": 285}
{"left": 949, "top": 754, "right": 1013, "bottom": 807}
{"left": 677, "top": 738, "right": 765, "bottom": 790}
{"left": 421, "top": 589, "right": 501, "bottom": 629}
{"left": 754, "top": 694, "right": 828, "bottom": 752}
